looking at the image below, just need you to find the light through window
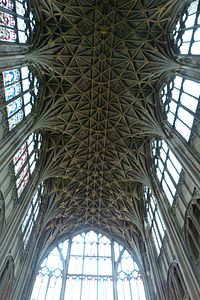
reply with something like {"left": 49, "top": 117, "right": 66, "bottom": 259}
{"left": 161, "top": 75, "right": 200, "bottom": 141}
{"left": 13, "top": 132, "right": 42, "bottom": 197}
{"left": 31, "top": 231, "right": 146, "bottom": 300}
{"left": 0, "top": 66, "right": 39, "bottom": 131}
{"left": 0, "top": 0, "right": 36, "bottom": 43}
{"left": 144, "top": 186, "right": 166, "bottom": 255}
{"left": 152, "top": 139, "right": 182, "bottom": 206}
{"left": 21, "top": 183, "right": 44, "bottom": 248}
{"left": 172, "top": 0, "right": 200, "bottom": 55}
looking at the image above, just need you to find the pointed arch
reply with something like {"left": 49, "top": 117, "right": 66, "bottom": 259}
{"left": 31, "top": 230, "right": 147, "bottom": 300}
{"left": 0, "top": 255, "right": 14, "bottom": 300}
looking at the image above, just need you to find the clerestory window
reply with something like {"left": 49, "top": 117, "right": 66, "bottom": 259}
{"left": 0, "top": 0, "right": 36, "bottom": 44}
{"left": 0, "top": 66, "right": 39, "bottom": 134}
{"left": 144, "top": 186, "right": 166, "bottom": 255}
{"left": 152, "top": 139, "right": 182, "bottom": 206}
{"left": 31, "top": 231, "right": 146, "bottom": 300}
{"left": 13, "top": 132, "right": 42, "bottom": 198}
{"left": 21, "top": 183, "right": 44, "bottom": 248}
{"left": 172, "top": 0, "right": 200, "bottom": 55}
{"left": 161, "top": 75, "right": 200, "bottom": 141}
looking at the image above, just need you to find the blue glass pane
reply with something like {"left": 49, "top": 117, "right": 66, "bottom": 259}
{"left": 4, "top": 82, "right": 21, "bottom": 100}
{"left": 7, "top": 97, "right": 22, "bottom": 117}
{"left": 8, "top": 109, "right": 23, "bottom": 129}
{"left": 3, "top": 69, "right": 20, "bottom": 86}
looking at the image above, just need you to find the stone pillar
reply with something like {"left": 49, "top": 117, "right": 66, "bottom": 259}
{"left": 165, "top": 124, "right": 200, "bottom": 191}
{"left": 0, "top": 116, "right": 34, "bottom": 174}
{"left": 153, "top": 180, "right": 200, "bottom": 300}
{"left": 0, "top": 169, "right": 41, "bottom": 272}
{"left": 145, "top": 235, "right": 167, "bottom": 300}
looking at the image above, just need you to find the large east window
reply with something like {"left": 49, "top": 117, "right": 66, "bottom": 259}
{"left": 0, "top": 0, "right": 36, "bottom": 43}
{"left": 31, "top": 231, "right": 146, "bottom": 300}
{"left": 13, "top": 132, "right": 42, "bottom": 197}
{"left": 172, "top": 0, "right": 200, "bottom": 55}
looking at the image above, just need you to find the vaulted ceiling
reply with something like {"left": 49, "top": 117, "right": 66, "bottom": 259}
{"left": 30, "top": 0, "right": 182, "bottom": 255}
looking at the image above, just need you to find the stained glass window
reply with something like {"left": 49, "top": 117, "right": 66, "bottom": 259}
{"left": 172, "top": 0, "right": 200, "bottom": 55}
{"left": 161, "top": 75, "right": 200, "bottom": 141}
{"left": 0, "top": 66, "right": 39, "bottom": 131}
{"left": 13, "top": 132, "right": 42, "bottom": 197}
{"left": 152, "top": 139, "right": 182, "bottom": 206}
{"left": 144, "top": 186, "right": 166, "bottom": 255}
{"left": 21, "top": 183, "right": 44, "bottom": 248}
{"left": 0, "top": 0, "right": 36, "bottom": 43}
{"left": 31, "top": 231, "right": 146, "bottom": 300}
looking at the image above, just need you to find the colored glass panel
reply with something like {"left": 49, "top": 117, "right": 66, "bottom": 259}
{"left": 14, "top": 148, "right": 27, "bottom": 174}
{"left": 3, "top": 69, "right": 20, "bottom": 86}
{"left": 16, "top": 162, "right": 28, "bottom": 186}
{"left": 0, "top": 66, "right": 39, "bottom": 131}
{"left": 13, "top": 143, "right": 26, "bottom": 164}
{"left": 7, "top": 97, "right": 22, "bottom": 117}
{"left": 0, "top": 0, "right": 36, "bottom": 44}
{"left": 13, "top": 133, "right": 42, "bottom": 198}
{"left": 0, "top": 26, "right": 16, "bottom": 42}
{"left": 0, "top": 0, "right": 14, "bottom": 11}
{"left": 4, "top": 82, "right": 21, "bottom": 100}
{"left": 8, "top": 109, "right": 23, "bottom": 129}
{"left": 0, "top": 12, "right": 15, "bottom": 27}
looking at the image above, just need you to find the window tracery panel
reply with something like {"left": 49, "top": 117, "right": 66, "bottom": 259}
{"left": 172, "top": 0, "right": 200, "bottom": 55}
{"left": 184, "top": 197, "right": 200, "bottom": 268}
{"left": 31, "top": 231, "right": 146, "bottom": 300}
{"left": 0, "top": 66, "right": 39, "bottom": 132}
{"left": 152, "top": 139, "right": 182, "bottom": 206}
{"left": 161, "top": 75, "right": 200, "bottom": 141}
{"left": 13, "top": 132, "right": 42, "bottom": 197}
{"left": 0, "top": 0, "right": 36, "bottom": 44}
{"left": 144, "top": 186, "right": 166, "bottom": 255}
{"left": 21, "top": 183, "right": 44, "bottom": 248}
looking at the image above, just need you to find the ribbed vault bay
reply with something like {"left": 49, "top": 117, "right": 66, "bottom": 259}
{"left": 31, "top": 0, "right": 180, "bottom": 247}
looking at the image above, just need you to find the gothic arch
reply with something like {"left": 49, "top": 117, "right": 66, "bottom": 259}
{"left": 31, "top": 230, "right": 147, "bottom": 300}
{"left": 0, "top": 255, "right": 14, "bottom": 300}
{"left": 167, "top": 261, "right": 189, "bottom": 300}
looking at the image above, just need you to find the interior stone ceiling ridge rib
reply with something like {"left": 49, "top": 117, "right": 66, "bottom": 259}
{"left": 33, "top": 0, "right": 181, "bottom": 245}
